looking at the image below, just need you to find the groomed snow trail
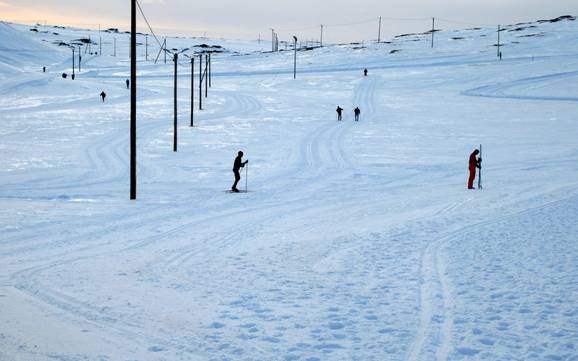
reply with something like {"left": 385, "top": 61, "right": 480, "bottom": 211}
{"left": 1, "top": 19, "right": 578, "bottom": 361}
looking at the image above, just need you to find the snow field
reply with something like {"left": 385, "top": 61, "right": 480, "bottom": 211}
{"left": 1, "top": 17, "right": 578, "bottom": 360}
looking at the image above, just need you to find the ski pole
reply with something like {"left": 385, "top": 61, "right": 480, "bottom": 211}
{"left": 478, "top": 143, "right": 483, "bottom": 189}
{"left": 245, "top": 163, "right": 248, "bottom": 192}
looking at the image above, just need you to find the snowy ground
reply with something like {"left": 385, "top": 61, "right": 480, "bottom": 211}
{"left": 1, "top": 17, "right": 578, "bottom": 361}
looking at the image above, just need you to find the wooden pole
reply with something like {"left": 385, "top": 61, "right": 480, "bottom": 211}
{"left": 205, "top": 55, "right": 208, "bottom": 98}
{"left": 378, "top": 16, "right": 382, "bottom": 43}
{"left": 173, "top": 53, "right": 178, "bottom": 152}
{"left": 497, "top": 25, "right": 501, "bottom": 57}
{"left": 130, "top": 0, "right": 137, "bottom": 199}
{"left": 293, "top": 36, "right": 297, "bottom": 79}
{"left": 431, "top": 17, "right": 435, "bottom": 48}
{"left": 190, "top": 57, "right": 194, "bottom": 126}
{"left": 72, "top": 48, "right": 75, "bottom": 78}
{"left": 199, "top": 54, "right": 203, "bottom": 110}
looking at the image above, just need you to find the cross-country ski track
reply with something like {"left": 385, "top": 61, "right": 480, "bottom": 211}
{"left": 1, "top": 19, "right": 578, "bottom": 361}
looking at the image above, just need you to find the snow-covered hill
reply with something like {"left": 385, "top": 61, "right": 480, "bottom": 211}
{"left": 1, "top": 16, "right": 577, "bottom": 361}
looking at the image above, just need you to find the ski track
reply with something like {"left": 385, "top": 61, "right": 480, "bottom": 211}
{"left": 2, "top": 63, "right": 393, "bottom": 359}
{"left": 3, "top": 21, "right": 578, "bottom": 360}
{"left": 406, "top": 191, "right": 578, "bottom": 361}
{"left": 462, "top": 70, "right": 578, "bottom": 102}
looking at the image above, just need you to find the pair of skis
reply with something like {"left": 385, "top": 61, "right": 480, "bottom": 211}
{"left": 229, "top": 164, "right": 249, "bottom": 193}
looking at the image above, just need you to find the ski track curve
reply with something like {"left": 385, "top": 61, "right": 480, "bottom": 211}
{"left": 3, "top": 68, "right": 390, "bottom": 358}
{"left": 462, "top": 70, "right": 578, "bottom": 102}
{"left": 406, "top": 191, "right": 578, "bottom": 361}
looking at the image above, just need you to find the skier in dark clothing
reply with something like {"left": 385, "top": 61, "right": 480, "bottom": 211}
{"left": 232, "top": 151, "right": 248, "bottom": 192}
{"left": 336, "top": 106, "right": 343, "bottom": 121}
{"left": 354, "top": 107, "right": 360, "bottom": 121}
{"left": 364, "top": 68, "right": 368, "bottom": 76}
{"left": 43, "top": 66, "right": 46, "bottom": 73}
{"left": 100, "top": 91, "right": 106, "bottom": 102}
{"left": 468, "top": 149, "right": 482, "bottom": 189}
{"left": 126, "top": 79, "right": 130, "bottom": 89}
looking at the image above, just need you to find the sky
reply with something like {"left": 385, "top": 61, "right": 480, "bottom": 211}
{"left": 2, "top": 0, "right": 578, "bottom": 43}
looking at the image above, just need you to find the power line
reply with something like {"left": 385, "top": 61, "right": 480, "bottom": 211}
{"left": 325, "top": 17, "right": 377, "bottom": 28}
{"left": 135, "top": 0, "right": 170, "bottom": 53}
{"left": 278, "top": 24, "right": 320, "bottom": 32}
{"left": 378, "top": 16, "right": 430, "bottom": 22}
{"left": 436, "top": 18, "right": 494, "bottom": 27}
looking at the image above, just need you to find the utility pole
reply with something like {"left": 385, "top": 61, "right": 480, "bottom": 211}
{"left": 205, "top": 55, "right": 208, "bottom": 98}
{"left": 497, "top": 25, "right": 501, "bottom": 58}
{"left": 199, "top": 54, "right": 203, "bottom": 110}
{"left": 99, "top": 24, "right": 102, "bottom": 56}
{"left": 173, "top": 53, "right": 178, "bottom": 152}
{"left": 208, "top": 53, "right": 212, "bottom": 88}
{"left": 130, "top": 0, "right": 137, "bottom": 200}
{"left": 72, "top": 48, "right": 75, "bottom": 78}
{"left": 190, "top": 56, "right": 194, "bottom": 127}
{"left": 431, "top": 17, "right": 435, "bottom": 48}
{"left": 114, "top": 37, "right": 116, "bottom": 57}
{"left": 145, "top": 35, "right": 148, "bottom": 61}
{"left": 378, "top": 16, "right": 382, "bottom": 43}
{"left": 78, "top": 46, "right": 81, "bottom": 72}
{"left": 320, "top": 25, "right": 323, "bottom": 47}
{"left": 293, "top": 36, "right": 298, "bottom": 79}
{"left": 164, "top": 38, "right": 167, "bottom": 64}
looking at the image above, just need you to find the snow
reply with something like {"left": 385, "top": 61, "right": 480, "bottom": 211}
{"left": 1, "top": 17, "right": 578, "bottom": 361}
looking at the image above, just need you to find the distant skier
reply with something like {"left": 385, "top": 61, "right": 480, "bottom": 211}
{"left": 62, "top": 73, "right": 67, "bottom": 79}
{"left": 100, "top": 91, "right": 106, "bottom": 102}
{"left": 468, "top": 149, "right": 482, "bottom": 189}
{"left": 354, "top": 107, "right": 360, "bottom": 121}
{"left": 126, "top": 79, "right": 130, "bottom": 89}
{"left": 363, "top": 68, "right": 368, "bottom": 76}
{"left": 232, "top": 151, "right": 248, "bottom": 192}
{"left": 336, "top": 106, "right": 343, "bottom": 121}
{"left": 42, "top": 66, "right": 46, "bottom": 73}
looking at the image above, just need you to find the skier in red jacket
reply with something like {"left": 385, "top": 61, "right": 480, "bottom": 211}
{"left": 468, "top": 149, "right": 481, "bottom": 189}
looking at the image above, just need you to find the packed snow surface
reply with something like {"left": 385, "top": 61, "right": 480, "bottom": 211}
{"left": 1, "top": 18, "right": 578, "bottom": 361}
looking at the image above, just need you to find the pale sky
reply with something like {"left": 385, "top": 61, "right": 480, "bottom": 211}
{"left": 2, "top": 0, "right": 578, "bottom": 42}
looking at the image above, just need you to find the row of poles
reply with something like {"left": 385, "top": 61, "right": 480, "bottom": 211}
{"left": 271, "top": 17, "right": 505, "bottom": 55}
{"left": 172, "top": 52, "right": 213, "bottom": 152}
{"left": 126, "top": 7, "right": 505, "bottom": 200}
{"left": 130, "top": 0, "right": 216, "bottom": 199}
